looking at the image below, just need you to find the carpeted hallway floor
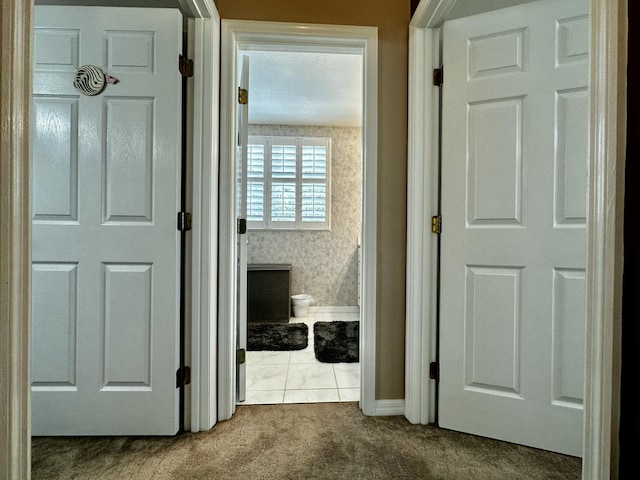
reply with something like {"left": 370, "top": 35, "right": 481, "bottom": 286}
{"left": 31, "top": 402, "right": 581, "bottom": 480}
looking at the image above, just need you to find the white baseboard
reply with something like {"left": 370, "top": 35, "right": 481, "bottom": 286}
{"left": 373, "top": 399, "right": 405, "bottom": 416}
{"left": 308, "top": 306, "right": 360, "bottom": 314}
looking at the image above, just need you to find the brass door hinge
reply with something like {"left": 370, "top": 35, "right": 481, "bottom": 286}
{"left": 238, "top": 87, "right": 248, "bottom": 105}
{"left": 431, "top": 215, "right": 442, "bottom": 235}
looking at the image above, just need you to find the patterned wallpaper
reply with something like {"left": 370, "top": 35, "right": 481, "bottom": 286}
{"left": 247, "top": 124, "right": 362, "bottom": 306}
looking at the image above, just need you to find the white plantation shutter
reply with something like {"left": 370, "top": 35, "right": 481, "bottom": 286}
{"left": 271, "top": 144, "right": 297, "bottom": 178}
{"left": 247, "top": 182, "right": 264, "bottom": 222}
{"left": 247, "top": 143, "right": 265, "bottom": 175}
{"left": 302, "top": 145, "right": 327, "bottom": 179}
{"left": 247, "top": 135, "right": 330, "bottom": 230}
{"left": 270, "top": 142, "right": 297, "bottom": 228}
{"left": 301, "top": 184, "right": 327, "bottom": 222}
{"left": 300, "top": 140, "right": 328, "bottom": 228}
{"left": 271, "top": 182, "right": 297, "bottom": 224}
{"left": 247, "top": 140, "right": 266, "bottom": 227}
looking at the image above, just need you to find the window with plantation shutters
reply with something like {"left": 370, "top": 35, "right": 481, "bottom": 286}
{"left": 247, "top": 135, "right": 331, "bottom": 230}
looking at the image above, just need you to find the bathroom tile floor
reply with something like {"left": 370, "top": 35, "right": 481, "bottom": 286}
{"left": 241, "top": 310, "right": 360, "bottom": 405}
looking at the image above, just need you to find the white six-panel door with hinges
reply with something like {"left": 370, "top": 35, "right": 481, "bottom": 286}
{"left": 31, "top": 6, "right": 183, "bottom": 436}
{"left": 439, "top": 0, "right": 588, "bottom": 456}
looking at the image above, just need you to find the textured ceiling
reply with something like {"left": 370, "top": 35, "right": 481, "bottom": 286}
{"left": 240, "top": 50, "right": 363, "bottom": 127}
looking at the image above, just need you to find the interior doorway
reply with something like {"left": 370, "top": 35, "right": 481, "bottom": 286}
{"left": 218, "top": 20, "right": 379, "bottom": 421}
{"left": 236, "top": 48, "right": 364, "bottom": 405}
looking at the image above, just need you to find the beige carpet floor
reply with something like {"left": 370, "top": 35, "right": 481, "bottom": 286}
{"left": 31, "top": 402, "right": 581, "bottom": 480}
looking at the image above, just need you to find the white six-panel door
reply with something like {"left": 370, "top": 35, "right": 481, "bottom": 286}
{"left": 32, "top": 6, "right": 183, "bottom": 435}
{"left": 439, "top": 0, "right": 588, "bottom": 456}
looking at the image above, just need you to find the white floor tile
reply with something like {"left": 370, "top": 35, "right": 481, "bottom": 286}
{"left": 245, "top": 310, "right": 361, "bottom": 404}
{"left": 323, "top": 312, "right": 352, "bottom": 322}
{"left": 289, "top": 347, "right": 320, "bottom": 364}
{"left": 243, "top": 390, "right": 285, "bottom": 405}
{"left": 286, "top": 363, "right": 336, "bottom": 389}
{"left": 302, "top": 316, "right": 320, "bottom": 325}
{"left": 246, "top": 351, "right": 290, "bottom": 365}
{"left": 284, "top": 389, "right": 340, "bottom": 403}
{"left": 333, "top": 363, "right": 360, "bottom": 389}
{"left": 246, "top": 364, "right": 288, "bottom": 391}
{"left": 338, "top": 388, "right": 360, "bottom": 402}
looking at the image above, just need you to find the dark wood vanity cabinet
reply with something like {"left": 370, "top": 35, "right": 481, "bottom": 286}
{"left": 247, "top": 264, "right": 291, "bottom": 323}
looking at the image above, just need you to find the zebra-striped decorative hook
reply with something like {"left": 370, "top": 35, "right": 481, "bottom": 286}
{"left": 73, "top": 65, "right": 119, "bottom": 96}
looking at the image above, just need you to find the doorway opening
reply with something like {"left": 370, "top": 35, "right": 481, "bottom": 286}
{"left": 218, "top": 20, "right": 378, "bottom": 421}
{"left": 237, "top": 48, "right": 364, "bottom": 405}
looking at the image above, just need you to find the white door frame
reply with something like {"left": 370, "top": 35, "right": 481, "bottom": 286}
{"left": 0, "top": 0, "right": 219, "bottom": 473}
{"left": 1, "top": 3, "right": 32, "bottom": 478}
{"left": 405, "top": 0, "right": 627, "bottom": 478}
{"left": 218, "top": 20, "right": 378, "bottom": 420}
{"left": 179, "top": 0, "right": 221, "bottom": 434}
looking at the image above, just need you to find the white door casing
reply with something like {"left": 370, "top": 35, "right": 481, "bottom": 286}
{"left": 181, "top": 0, "right": 221, "bottom": 434}
{"left": 438, "top": 0, "right": 588, "bottom": 456}
{"left": 218, "top": 21, "right": 378, "bottom": 420}
{"left": 31, "top": 6, "right": 183, "bottom": 436}
{"left": 236, "top": 55, "right": 250, "bottom": 403}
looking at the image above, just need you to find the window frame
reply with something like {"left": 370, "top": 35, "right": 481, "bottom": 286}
{"left": 246, "top": 135, "right": 332, "bottom": 231}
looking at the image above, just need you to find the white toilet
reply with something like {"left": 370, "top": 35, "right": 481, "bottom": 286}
{"left": 291, "top": 294, "right": 313, "bottom": 317}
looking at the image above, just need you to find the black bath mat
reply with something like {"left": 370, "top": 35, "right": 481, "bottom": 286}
{"left": 313, "top": 321, "right": 359, "bottom": 363}
{"left": 247, "top": 322, "right": 308, "bottom": 351}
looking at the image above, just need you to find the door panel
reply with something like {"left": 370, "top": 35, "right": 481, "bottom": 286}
{"left": 236, "top": 55, "right": 250, "bottom": 403}
{"left": 32, "top": 6, "right": 182, "bottom": 436}
{"left": 439, "top": 0, "right": 588, "bottom": 456}
{"left": 103, "top": 98, "right": 155, "bottom": 222}
{"left": 32, "top": 96, "right": 79, "bottom": 222}
{"left": 31, "top": 263, "right": 79, "bottom": 389}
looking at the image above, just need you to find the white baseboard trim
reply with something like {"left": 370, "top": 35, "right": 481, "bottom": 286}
{"left": 373, "top": 399, "right": 405, "bottom": 416}
{"left": 308, "top": 306, "right": 360, "bottom": 314}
